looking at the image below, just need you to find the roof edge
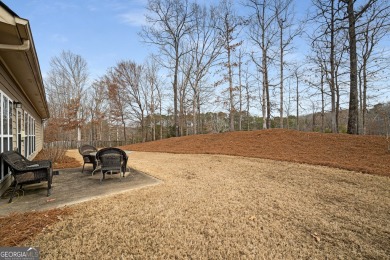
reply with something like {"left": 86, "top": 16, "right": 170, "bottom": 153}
{"left": 0, "top": 1, "right": 19, "bottom": 18}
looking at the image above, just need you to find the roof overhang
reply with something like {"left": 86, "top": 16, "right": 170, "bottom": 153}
{"left": 0, "top": 3, "right": 49, "bottom": 119}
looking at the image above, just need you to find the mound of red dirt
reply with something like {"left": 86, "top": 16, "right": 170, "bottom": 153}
{"left": 121, "top": 129, "right": 390, "bottom": 177}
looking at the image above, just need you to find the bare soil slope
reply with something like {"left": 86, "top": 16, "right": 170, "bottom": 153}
{"left": 122, "top": 129, "right": 390, "bottom": 177}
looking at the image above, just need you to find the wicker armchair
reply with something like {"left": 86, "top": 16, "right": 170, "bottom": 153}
{"left": 78, "top": 144, "right": 98, "bottom": 173}
{"left": 95, "top": 147, "right": 128, "bottom": 182}
{"left": 1, "top": 150, "right": 53, "bottom": 203}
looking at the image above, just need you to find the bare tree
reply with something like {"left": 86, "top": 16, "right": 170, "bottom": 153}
{"left": 215, "top": 0, "right": 243, "bottom": 132}
{"left": 294, "top": 68, "right": 300, "bottom": 130}
{"left": 308, "top": 0, "right": 348, "bottom": 133}
{"left": 105, "top": 74, "right": 129, "bottom": 141}
{"left": 110, "top": 61, "right": 147, "bottom": 142}
{"left": 236, "top": 47, "right": 244, "bottom": 131}
{"left": 46, "top": 50, "right": 89, "bottom": 142}
{"left": 188, "top": 3, "right": 223, "bottom": 134}
{"left": 141, "top": 0, "right": 195, "bottom": 137}
{"left": 88, "top": 78, "right": 108, "bottom": 141}
{"left": 246, "top": 0, "right": 278, "bottom": 129}
{"left": 356, "top": 0, "right": 390, "bottom": 134}
{"left": 243, "top": 62, "right": 255, "bottom": 131}
{"left": 274, "top": 0, "right": 300, "bottom": 128}
{"left": 178, "top": 48, "right": 193, "bottom": 136}
{"left": 144, "top": 56, "right": 163, "bottom": 141}
{"left": 339, "top": 0, "right": 376, "bottom": 134}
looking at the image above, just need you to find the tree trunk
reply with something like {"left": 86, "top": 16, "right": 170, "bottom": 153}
{"left": 362, "top": 62, "right": 368, "bottom": 134}
{"left": 174, "top": 48, "right": 180, "bottom": 137}
{"left": 330, "top": 0, "right": 338, "bottom": 133}
{"left": 238, "top": 53, "right": 243, "bottom": 131}
{"left": 262, "top": 48, "right": 270, "bottom": 129}
{"left": 321, "top": 72, "right": 325, "bottom": 132}
{"left": 228, "top": 45, "right": 235, "bottom": 132}
{"left": 346, "top": 0, "right": 359, "bottom": 134}
{"left": 296, "top": 72, "right": 299, "bottom": 131}
{"left": 193, "top": 90, "right": 197, "bottom": 135}
{"left": 280, "top": 21, "right": 284, "bottom": 129}
{"left": 262, "top": 79, "right": 267, "bottom": 129}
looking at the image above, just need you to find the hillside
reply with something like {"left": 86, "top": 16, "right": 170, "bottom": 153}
{"left": 122, "top": 129, "right": 390, "bottom": 177}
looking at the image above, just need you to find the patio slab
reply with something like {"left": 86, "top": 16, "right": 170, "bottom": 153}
{"left": 0, "top": 167, "right": 161, "bottom": 216}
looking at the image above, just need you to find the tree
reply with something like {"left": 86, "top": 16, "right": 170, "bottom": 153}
{"left": 236, "top": 47, "right": 245, "bottom": 131}
{"left": 46, "top": 50, "right": 89, "bottom": 142}
{"left": 215, "top": 0, "right": 243, "bottom": 131}
{"left": 274, "top": 0, "right": 300, "bottom": 128}
{"left": 356, "top": 0, "right": 390, "bottom": 134}
{"left": 144, "top": 56, "right": 163, "bottom": 141}
{"left": 309, "top": 0, "right": 348, "bottom": 133}
{"left": 88, "top": 78, "right": 108, "bottom": 141}
{"left": 109, "top": 61, "right": 146, "bottom": 142}
{"left": 246, "top": 0, "right": 278, "bottom": 129}
{"left": 188, "top": 3, "right": 223, "bottom": 134}
{"left": 106, "top": 78, "right": 128, "bottom": 141}
{"left": 340, "top": 0, "right": 376, "bottom": 134}
{"left": 141, "top": 0, "right": 195, "bottom": 137}
{"left": 178, "top": 44, "right": 194, "bottom": 136}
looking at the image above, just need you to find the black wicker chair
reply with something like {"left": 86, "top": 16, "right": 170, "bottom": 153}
{"left": 95, "top": 147, "right": 128, "bottom": 182}
{"left": 1, "top": 150, "right": 53, "bottom": 203}
{"left": 78, "top": 144, "right": 98, "bottom": 173}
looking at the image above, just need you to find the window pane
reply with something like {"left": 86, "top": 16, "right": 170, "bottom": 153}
{"left": 25, "top": 113, "right": 28, "bottom": 135}
{"left": 9, "top": 100, "right": 12, "bottom": 135}
{"left": 3, "top": 97, "right": 7, "bottom": 135}
{"left": 24, "top": 137, "right": 28, "bottom": 157}
{"left": 18, "top": 111, "right": 21, "bottom": 134}
{"left": 0, "top": 95, "right": 2, "bottom": 135}
{"left": 3, "top": 137, "right": 8, "bottom": 152}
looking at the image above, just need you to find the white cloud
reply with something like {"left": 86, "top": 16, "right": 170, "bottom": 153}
{"left": 119, "top": 9, "right": 147, "bottom": 27}
{"left": 50, "top": 34, "right": 68, "bottom": 43}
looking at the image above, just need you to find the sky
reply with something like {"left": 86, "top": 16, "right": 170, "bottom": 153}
{"left": 3, "top": 0, "right": 152, "bottom": 79}
{"left": 3, "top": 0, "right": 389, "bottom": 115}
{"left": 2, "top": 0, "right": 312, "bottom": 82}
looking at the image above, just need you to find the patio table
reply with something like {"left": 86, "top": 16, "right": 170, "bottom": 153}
{"left": 89, "top": 150, "right": 131, "bottom": 176}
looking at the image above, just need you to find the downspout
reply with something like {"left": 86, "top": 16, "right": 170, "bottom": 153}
{"left": 0, "top": 39, "right": 30, "bottom": 51}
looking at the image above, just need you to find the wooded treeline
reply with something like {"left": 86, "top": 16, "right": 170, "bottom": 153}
{"left": 44, "top": 0, "right": 390, "bottom": 144}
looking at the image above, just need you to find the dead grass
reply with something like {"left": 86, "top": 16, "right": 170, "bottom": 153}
{"left": 0, "top": 208, "right": 73, "bottom": 246}
{"left": 121, "top": 129, "right": 390, "bottom": 177}
{"left": 1, "top": 129, "right": 390, "bottom": 259}
{"left": 28, "top": 153, "right": 390, "bottom": 259}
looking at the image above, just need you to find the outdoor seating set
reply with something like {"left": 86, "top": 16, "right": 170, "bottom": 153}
{"left": 78, "top": 145, "right": 129, "bottom": 181}
{"left": 0, "top": 145, "right": 129, "bottom": 203}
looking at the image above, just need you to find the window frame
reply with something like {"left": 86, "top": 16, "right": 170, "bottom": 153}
{"left": 0, "top": 93, "right": 14, "bottom": 183}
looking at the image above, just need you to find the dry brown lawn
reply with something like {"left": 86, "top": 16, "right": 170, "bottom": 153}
{"left": 1, "top": 129, "right": 390, "bottom": 259}
{"left": 123, "top": 129, "right": 390, "bottom": 177}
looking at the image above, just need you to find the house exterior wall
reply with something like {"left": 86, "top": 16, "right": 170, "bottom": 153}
{"left": 0, "top": 2, "right": 49, "bottom": 198}
{"left": 0, "top": 59, "right": 44, "bottom": 195}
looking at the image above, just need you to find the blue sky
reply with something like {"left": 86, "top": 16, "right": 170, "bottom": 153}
{"left": 3, "top": 0, "right": 312, "bottom": 82}
{"left": 3, "top": 0, "right": 152, "bottom": 79}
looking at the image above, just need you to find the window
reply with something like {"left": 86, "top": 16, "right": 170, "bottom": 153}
{"left": 17, "top": 110, "right": 22, "bottom": 153}
{"left": 0, "top": 93, "right": 13, "bottom": 182}
{"left": 24, "top": 112, "right": 36, "bottom": 158}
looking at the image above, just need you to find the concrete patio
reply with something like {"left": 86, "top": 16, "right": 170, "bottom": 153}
{"left": 0, "top": 167, "right": 161, "bottom": 216}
